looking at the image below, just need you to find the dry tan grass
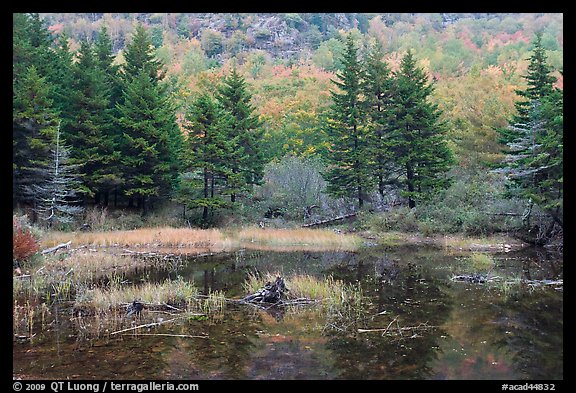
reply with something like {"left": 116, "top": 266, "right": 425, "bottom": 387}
{"left": 41, "top": 226, "right": 362, "bottom": 252}
{"left": 237, "top": 227, "right": 361, "bottom": 251}
{"left": 75, "top": 277, "right": 200, "bottom": 313}
{"left": 243, "top": 271, "right": 363, "bottom": 307}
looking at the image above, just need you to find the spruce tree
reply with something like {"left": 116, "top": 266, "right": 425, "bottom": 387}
{"left": 63, "top": 39, "right": 118, "bottom": 204}
{"left": 217, "top": 66, "right": 265, "bottom": 203}
{"left": 116, "top": 24, "right": 183, "bottom": 214}
{"left": 26, "top": 123, "right": 84, "bottom": 227}
{"left": 389, "top": 50, "right": 453, "bottom": 208}
{"left": 323, "top": 33, "right": 372, "bottom": 209}
{"left": 180, "top": 93, "right": 234, "bottom": 226}
{"left": 94, "top": 26, "right": 126, "bottom": 206}
{"left": 13, "top": 65, "right": 59, "bottom": 213}
{"left": 497, "top": 33, "right": 563, "bottom": 240}
{"left": 364, "top": 40, "right": 396, "bottom": 198}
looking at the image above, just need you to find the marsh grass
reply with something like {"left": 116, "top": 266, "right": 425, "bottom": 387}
{"left": 41, "top": 227, "right": 229, "bottom": 250}
{"left": 449, "top": 252, "right": 496, "bottom": 277}
{"left": 41, "top": 226, "right": 362, "bottom": 253}
{"left": 74, "top": 276, "right": 199, "bottom": 314}
{"left": 244, "top": 271, "right": 364, "bottom": 316}
{"left": 468, "top": 252, "right": 495, "bottom": 272}
{"left": 236, "top": 227, "right": 362, "bottom": 251}
{"left": 13, "top": 299, "right": 34, "bottom": 336}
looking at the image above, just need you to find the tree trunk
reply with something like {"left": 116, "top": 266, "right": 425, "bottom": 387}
{"left": 203, "top": 167, "right": 209, "bottom": 224}
{"left": 407, "top": 163, "right": 416, "bottom": 209}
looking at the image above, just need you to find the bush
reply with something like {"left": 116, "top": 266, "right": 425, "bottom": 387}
{"left": 13, "top": 215, "right": 39, "bottom": 263}
{"left": 359, "top": 207, "right": 419, "bottom": 233}
{"left": 416, "top": 170, "right": 525, "bottom": 235}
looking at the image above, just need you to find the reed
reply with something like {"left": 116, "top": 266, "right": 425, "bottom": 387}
{"left": 237, "top": 227, "right": 362, "bottom": 251}
{"left": 243, "top": 271, "right": 363, "bottom": 307}
{"left": 74, "top": 277, "right": 199, "bottom": 314}
{"left": 41, "top": 227, "right": 231, "bottom": 250}
{"left": 468, "top": 252, "right": 495, "bottom": 272}
{"left": 40, "top": 226, "right": 362, "bottom": 252}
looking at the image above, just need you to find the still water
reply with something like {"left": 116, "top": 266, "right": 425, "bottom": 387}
{"left": 13, "top": 245, "right": 563, "bottom": 380}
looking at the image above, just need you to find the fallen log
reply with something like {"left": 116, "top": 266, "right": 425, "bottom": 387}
{"left": 451, "top": 274, "right": 487, "bottom": 283}
{"left": 41, "top": 241, "right": 72, "bottom": 255}
{"left": 302, "top": 213, "right": 357, "bottom": 228}
{"left": 242, "top": 276, "right": 288, "bottom": 304}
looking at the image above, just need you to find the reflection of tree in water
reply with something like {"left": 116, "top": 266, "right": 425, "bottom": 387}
{"left": 493, "top": 290, "right": 563, "bottom": 380}
{"left": 158, "top": 306, "right": 263, "bottom": 378}
{"left": 323, "top": 252, "right": 453, "bottom": 379}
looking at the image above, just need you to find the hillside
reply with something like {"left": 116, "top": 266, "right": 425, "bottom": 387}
{"left": 14, "top": 12, "right": 563, "bottom": 241}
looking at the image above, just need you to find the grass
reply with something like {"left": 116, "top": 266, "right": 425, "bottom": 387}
{"left": 40, "top": 226, "right": 363, "bottom": 252}
{"left": 468, "top": 252, "right": 495, "bottom": 272}
{"left": 243, "top": 271, "right": 366, "bottom": 334}
{"left": 13, "top": 250, "right": 184, "bottom": 302}
{"left": 74, "top": 276, "right": 200, "bottom": 314}
{"left": 41, "top": 227, "right": 230, "bottom": 250}
{"left": 243, "top": 271, "right": 364, "bottom": 310}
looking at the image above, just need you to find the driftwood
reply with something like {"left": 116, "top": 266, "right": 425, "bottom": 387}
{"left": 109, "top": 313, "right": 204, "bottom": 336}
{"left": 451, "top": 274, "right": 487, "bottom": 283}
{"left": 451, "top": 274, "right": 563, "bottom": 290}
{"left": 242, "top": 276, "right": 288, "bottom": 304}
{"left": 41, "top": 241, "right": 72, "bottom": 255}
{"left": 302, "top": 213, "right": 357, "bottom": 228}
{"left": 121, "top": 333, "right": 208, "bottom": 339}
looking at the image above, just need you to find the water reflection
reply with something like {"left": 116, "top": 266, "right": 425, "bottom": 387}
{"left": 13, "top": 246, "right": 562, "bottom": 380}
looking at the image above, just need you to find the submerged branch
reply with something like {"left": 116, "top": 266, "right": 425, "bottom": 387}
{"left": 120, "top": 333, "right": 208, "bottom": 339}
{"left": 109, "top": 314, "right": 203, "bottom": 336}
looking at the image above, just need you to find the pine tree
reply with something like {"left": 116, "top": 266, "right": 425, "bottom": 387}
{"left": 48, "top": 32, "right": 75, "bottom": 117}
{"left": 13, "top": 65, "right": 59, "bottom": 213}
{"left": 26, "top": 123, "right": 84, "bottom": 227}
{"left": 94, "top": 25, "right": 126, "bottom": 206}
{"left": 323, "top": 33, "right": 372, "bottom": 209}
{"left": 388, "top": 50, "right": 453, "bottom": 208}
{"left": 216, "top": 66, "right": 265, "bottom": 203}
{"left": 116, "top": 24, "right": 183, "bottom": 214}
{"left": 180, "top": 93, "right": 234, "bottom": 226}
{"left": 62, "top": 39, "right": 118, "bottom": 204}
{"left": 363, "top": 40, "right": 396, "bottom": 198}
{"left": 17, "top": 13, "right": 53, "bottom": 78}
{"left": 496, "top": 33, "right": 562, "bottom": 241}
{"left": 121, "top": 24, "right": 165, "bottom": 84}
{"left": 95, "top": 26, "right": 123, "bottom": 111}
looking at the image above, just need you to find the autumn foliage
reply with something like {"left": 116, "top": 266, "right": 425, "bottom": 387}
{"left": 13, "top": 216, "right": 39, "bottom": 262}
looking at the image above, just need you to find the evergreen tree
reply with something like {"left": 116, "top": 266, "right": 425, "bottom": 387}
{"left": 499, "top": 32, "right": 557, "bottom": 148}
{"left": 363, "top": 40, "right": 396, "bottom": 198}
{"left": 388, "top": 50, "right": 453, "bottom": 208}
{"left": 94, "top": 25, "right": 123, "bottom": 111}
{"left": 13, "top": 65, "right": 59, "bottom": 213}
{"left": 26, "top": 123, "right": 84, "bottom": 227}
{"left": 48, "top": 32, "right": 75, "bottom": 117}
{"left": 179, "top": 93, "right": 234, "bottom": 226}
{"left": 116, "top": 24, "right": 183, "bottom": 214}
{"left": 94, "top": 25, "right": 126, "bottom": 206}
{"left": 62, "top": 39, "right": 118, "bottom": 204}
{"left": 323, "top": 33, "right": 372, "bottom": 209}
{"left": 496, "top": 33, "right": 562, "bottom": 241}
{"left": 217, "top": 66, "right": 265, "bottom": 203}
{"left": 17, "top": 13, "right": 53, "bottom": 78}
{"left": 121, "top": 24, "right": 165, "bottom": 84}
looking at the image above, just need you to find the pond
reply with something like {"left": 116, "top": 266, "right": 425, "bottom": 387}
{"left": 13, "top": 245, "right": 563, "bottom": 380}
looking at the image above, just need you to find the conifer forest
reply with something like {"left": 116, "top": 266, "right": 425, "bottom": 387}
{"left": 13, "top": 13, "right": 563, "bottom": 381}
